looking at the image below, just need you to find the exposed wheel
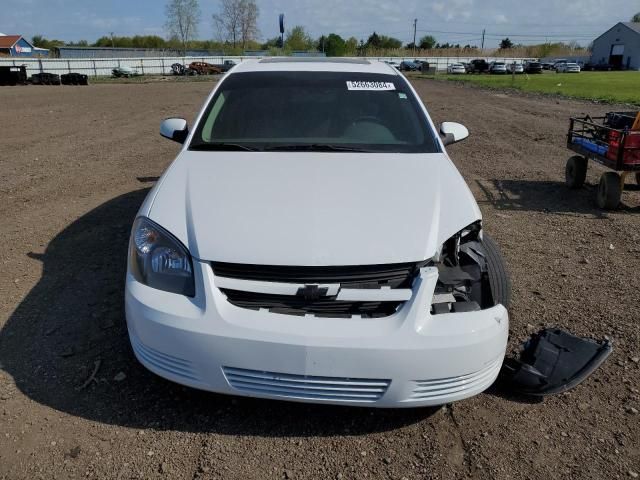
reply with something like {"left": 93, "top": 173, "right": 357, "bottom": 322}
{"left": 481, "top": 234, "right": 512, "bottom": 308}
{"left": 597, "top": 172, "right": 621, "bottom": 209}
{"left": 565, "top": 155, "right": 588, "bottom": 188}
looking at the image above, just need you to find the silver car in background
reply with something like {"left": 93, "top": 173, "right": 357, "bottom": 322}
{"left": 508, "top": 63, "right": 524, "bottom": 74}
{"left": 489, "top": 62, "right": 507, "bottom": 74}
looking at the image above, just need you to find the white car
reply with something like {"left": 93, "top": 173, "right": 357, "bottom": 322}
{"left": 488, "top": 62, "right": 508, "bottom": 74}
{"left": 556, "top": 62, "right": 581, "bottom": 73}
{"left": 125, "top": 58, "right": 510, "bottom": 408}
{"left": 508, "top": 63, "right": 524, "bottom": 74}
{"left": 447, "top": 63, "right": 466, "bottom": 74}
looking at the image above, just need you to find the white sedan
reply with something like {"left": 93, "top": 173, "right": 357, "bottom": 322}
{"left": 556, "top": 62, "right": 581, "bottom": 73}
{"left": 447, "top": 63, "right": 466, "bottom": 74}
{"left": 125, "top": 58, "right": 510, "bottom": 408}
{"left": 508, "top": 63, "right": 524, "bottom": 74}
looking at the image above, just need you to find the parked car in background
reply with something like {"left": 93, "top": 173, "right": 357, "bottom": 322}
{"left": 112, "top": 66, "right": 140, "bottom": 78}
{"left": 582, "top": 61, "right": 613, "bottom": 71}
{"left": 488, "top": 62, "right": 507, "bottom": 74}
{"left": 189, "top": 62, "right": 223, "bottom": 75}
{"left": 541, "top": 62, "right": 554, "bottom": 70}
{"left": 399, "top": 60, "right": 420, "bottom": 72}
{"left": 524, "top": 61, "right": 543, "bottom": 74}
{"left": 466, "top": 59, "right": 489, "bottom": 73}
{"left": 414, "top": 60, "right": 430, "bottom": 71}
{"left": 508, "top": 63, "right": 524, "bottom": 74}
{"left": 171, "top": 63, "right": 198, "bottom": 76}
{"left": 384, "top": 60, "right": 400, "bottom": 70}
{"left": 552, "top": 59, "right": 568, "bottom": 70}
{"left": 556, "top": 62, "right": 581, "bottom": 73}
{"left": 220, "top": 60, "right": 237, "bottom": 72}
{"left": 447, "top": 63, "right": 466, "bottom": 74}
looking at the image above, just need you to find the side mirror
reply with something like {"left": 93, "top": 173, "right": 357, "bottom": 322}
{"left": 160, "top": 118, "right": 189, "bottom": 144}
{"left": 440, "top": 122, "right": 469, "bottom": 146}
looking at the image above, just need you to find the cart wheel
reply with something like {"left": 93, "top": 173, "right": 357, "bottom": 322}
{"left": 597, "top": 172, "right": 621, "bottom": 209}
{"left": 636, "top": 172, "right": 640, "bottom": 186}
{"left": 565, "top": 155, "right": 588, "bottom": 188}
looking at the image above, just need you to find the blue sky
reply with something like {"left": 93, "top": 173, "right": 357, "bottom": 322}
{"left": 2, "top": 0, "right": 637, "bottom": 48}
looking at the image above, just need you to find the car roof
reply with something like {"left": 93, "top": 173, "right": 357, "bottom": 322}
{"left": 230, "top": 58, "right": 399, "bottom": 75}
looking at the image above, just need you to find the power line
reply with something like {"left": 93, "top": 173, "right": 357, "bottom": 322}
{"left": 416, "top": 28, "right": 597, "bottom": 38}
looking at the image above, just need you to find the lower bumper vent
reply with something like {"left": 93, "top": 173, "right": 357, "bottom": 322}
{"left": 222, "top": 367, "right": 390, "bottom": 402}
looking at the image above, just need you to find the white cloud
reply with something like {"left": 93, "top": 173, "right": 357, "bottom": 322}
{"left": 494, "top": 14, "right": 508, "bottom": 24}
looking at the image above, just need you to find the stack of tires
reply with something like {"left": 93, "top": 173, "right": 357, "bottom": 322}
{"left": 30, "top": 73, "right": 61, "bottom": 85}
{"left": 30, "top": 72, "right": 89, "bottom": 86}
{"left": 61, "top": 73, "right": 89, "bottom": 85}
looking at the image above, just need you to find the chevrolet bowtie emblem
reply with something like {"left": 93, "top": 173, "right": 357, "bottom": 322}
{"left": 296, "top": 284, "right": 329, "bottom": 301}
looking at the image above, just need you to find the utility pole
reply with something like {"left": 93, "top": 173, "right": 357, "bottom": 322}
{"left": 481, "top": 29, "right": 485, "bottom": 50}
{"left": 110, "top": 32, "right": 115, "bottom": 48}
{"left": 413, "top": 18, "right": 418, "bottom": 56}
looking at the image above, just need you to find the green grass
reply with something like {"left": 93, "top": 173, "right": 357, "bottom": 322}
{"left": 437, "top": 71, "right": 640, "bottom": 105}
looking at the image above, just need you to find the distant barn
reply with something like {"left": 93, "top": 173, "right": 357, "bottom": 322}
{"left": 591, "top": 22, "right": 640, "bottom": 70}
{"left": 0, "top": 34, "right": 49, "bottom": 57}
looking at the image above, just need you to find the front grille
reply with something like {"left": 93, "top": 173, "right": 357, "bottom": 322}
{"left": 211, "top": 261, "right": 427, "bottom": 318}
{"left": 223, "top": 367, "right": 390, "bottom": 402}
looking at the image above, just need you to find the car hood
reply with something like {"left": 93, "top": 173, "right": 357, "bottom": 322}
{"left": 146, "top": 151, "right": 481, "bottom": 265}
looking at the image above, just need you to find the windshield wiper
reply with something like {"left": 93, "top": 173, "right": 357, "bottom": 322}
{"left": 263, "top": 144, "right": 372, "bottom": 153}
{"left": 190, "top": 142, "right": 259, "bottom": 152}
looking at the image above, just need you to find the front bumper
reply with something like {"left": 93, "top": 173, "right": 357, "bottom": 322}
{"left": 125, "top": 263, "right": 509, "bottom": 408}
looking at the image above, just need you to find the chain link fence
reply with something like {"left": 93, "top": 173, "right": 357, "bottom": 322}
{"left": 0, "top": 55, "right": 535, "bottom": 77}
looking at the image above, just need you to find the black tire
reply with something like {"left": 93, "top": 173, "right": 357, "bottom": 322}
{"left": 565, "top": 155, "right": 588, "bottom": 188}
{"left": 481, "top": 234, "right": 512, "bottom": 308}
{"left": 597, "top": 172, "right": 621, "bottom": 209}
{"left": 636, "top": 172, "right": 640, "bottom": 185}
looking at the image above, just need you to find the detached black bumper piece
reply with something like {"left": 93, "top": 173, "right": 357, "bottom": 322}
{"left": 499, "top": 328, "right": 612, "bottom": 396}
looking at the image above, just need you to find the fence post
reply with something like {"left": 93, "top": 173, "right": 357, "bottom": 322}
{"left": 67, "top": 60, "right": 71, "bottom": 73}
{"left": 92, "top": 60, "right": 97, "bottom": 78}
{"left": 161, "top": 57, "right": 165, "bottom": 74}
{"left": 140, "top": 59, "right": 145, "bottom": 75}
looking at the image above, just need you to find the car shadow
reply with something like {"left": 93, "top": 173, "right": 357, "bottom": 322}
{"left": 0, "top": 188, "right": 436, "bottom": 435}
{"left": 475, "top": 179, "right": 640, "bottom": 216}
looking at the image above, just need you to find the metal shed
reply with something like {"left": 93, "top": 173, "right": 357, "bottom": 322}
{"left": 590, "top": 22, "right": 640, "bottom": 70}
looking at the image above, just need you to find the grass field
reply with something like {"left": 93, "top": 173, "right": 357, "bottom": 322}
{"left": 438, "top": 71, "right": 640, "bottom": 104}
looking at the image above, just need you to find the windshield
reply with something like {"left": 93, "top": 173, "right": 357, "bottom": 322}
{"left": 190, "top": 71, "right": 440, "bottom": 153}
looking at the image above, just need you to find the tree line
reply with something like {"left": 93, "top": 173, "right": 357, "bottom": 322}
{"left": 30, "top": 0, "right": 598, "bottom": 55}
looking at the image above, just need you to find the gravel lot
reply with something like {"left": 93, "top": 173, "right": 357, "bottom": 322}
{"left": 0, "top": 79, "right": 638, "bottom": 480}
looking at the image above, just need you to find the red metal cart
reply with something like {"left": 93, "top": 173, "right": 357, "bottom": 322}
{"left": 565, "top": 112, "right": 640, "bottom": 209}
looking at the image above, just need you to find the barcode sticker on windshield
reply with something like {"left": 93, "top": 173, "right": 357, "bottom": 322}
{"left": 346, "top": 81, "right": 395, "bottom": 91}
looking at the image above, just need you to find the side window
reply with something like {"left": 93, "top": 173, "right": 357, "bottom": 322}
{"left": 201, "top": 92, "right": 226, "bottom": 142}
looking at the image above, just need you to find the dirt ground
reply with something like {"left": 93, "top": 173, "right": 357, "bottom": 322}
{"left": 0, "top": 79, "right": 638, "bottom": 480}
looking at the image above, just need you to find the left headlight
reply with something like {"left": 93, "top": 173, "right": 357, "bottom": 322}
{"left": 129, "top": 217, "right": 195, "bottom": 297}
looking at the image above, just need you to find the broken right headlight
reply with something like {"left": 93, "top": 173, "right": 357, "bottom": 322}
{"left": 432, "top": 221, "right": 492, "bottom": 313}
